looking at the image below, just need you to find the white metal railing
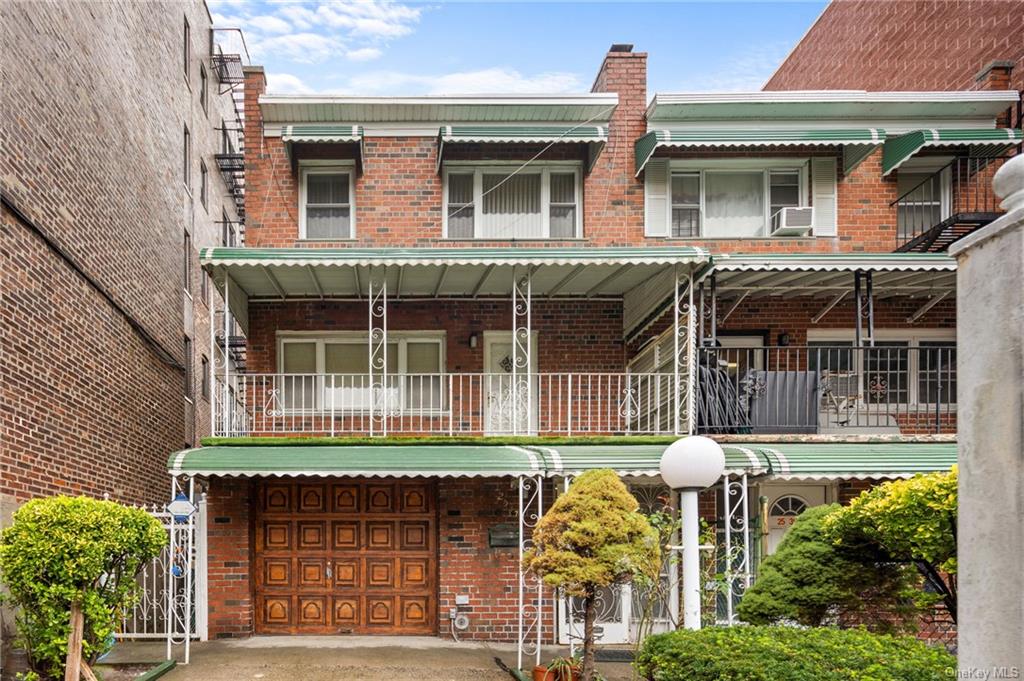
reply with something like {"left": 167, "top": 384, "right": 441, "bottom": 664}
{"left": 213, "top": 372, "right": 680, "bottom": 437}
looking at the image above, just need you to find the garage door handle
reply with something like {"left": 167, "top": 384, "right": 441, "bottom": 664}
{"left": 326, "top": 563, "right": 332, "bottom": 579}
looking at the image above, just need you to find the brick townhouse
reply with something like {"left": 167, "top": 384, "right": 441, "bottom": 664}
{"left": 168, "top": 41, "right": 1021, "bottom": 657}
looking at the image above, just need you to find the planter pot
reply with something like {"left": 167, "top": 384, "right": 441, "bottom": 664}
{"left": 532, "top": 665, "right": 580, "bottom": 681}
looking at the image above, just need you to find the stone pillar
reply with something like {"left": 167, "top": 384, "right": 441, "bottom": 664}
{"left": 950, "top": 154, "right": 1024, "bottom": 673}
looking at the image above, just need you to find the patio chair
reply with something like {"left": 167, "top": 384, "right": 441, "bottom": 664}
{"left": 820, "top": 370, "right": 861, "bottom": 425}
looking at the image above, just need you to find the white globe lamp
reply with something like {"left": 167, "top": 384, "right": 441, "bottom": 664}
{"left": 660, "top": 436, "right": 726, "bottom": 631}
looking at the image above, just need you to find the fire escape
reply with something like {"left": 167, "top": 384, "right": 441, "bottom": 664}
{"left": 211, "top": 28, "right": 249, "bottom": 371}
{"left": 892, "top": 155, "right": 1012, "bottom": 252}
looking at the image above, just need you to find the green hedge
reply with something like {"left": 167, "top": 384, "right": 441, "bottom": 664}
{"left": 634, "top": 626, "right": 955, "bottom": 681}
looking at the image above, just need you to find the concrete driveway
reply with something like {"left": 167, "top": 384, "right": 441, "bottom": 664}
{"left": 105, "top": 637, "right": 636, "bottom": 681}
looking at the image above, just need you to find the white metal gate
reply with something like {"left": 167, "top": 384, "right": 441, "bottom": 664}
{"left": 116, "top": 480, "right": 203, "bottom": 663}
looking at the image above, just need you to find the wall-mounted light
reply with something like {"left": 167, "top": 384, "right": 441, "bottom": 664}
{"left": 777, "top": 332, "right": 790, "bottom": 347}
{"left": 469, "top": 333, "right": 479, "bottom": 349}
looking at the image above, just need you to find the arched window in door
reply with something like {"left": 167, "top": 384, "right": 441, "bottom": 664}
{"left": 769, "top": 495, "right": 808, "bottom": 518}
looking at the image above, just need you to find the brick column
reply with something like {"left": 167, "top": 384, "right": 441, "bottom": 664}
{"left": 205, "top": 478, "right": 254, "bottom": 638}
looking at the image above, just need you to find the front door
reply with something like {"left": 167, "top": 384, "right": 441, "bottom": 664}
{"left": 254, "top": 479, "right": 437, "bottom": 634}
{"left": 483, "top": 332, "right": 538, "bottom": 434}
{"left": 763, "top": 485, "right": 827, "bottom": 554}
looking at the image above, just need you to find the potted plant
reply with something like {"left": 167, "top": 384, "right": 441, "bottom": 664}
{"left": 533, "top": 654, "right": 582, "bottom": 681}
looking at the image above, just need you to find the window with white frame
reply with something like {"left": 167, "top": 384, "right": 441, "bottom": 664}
{"left": 444, "top": 165, "right": 581, "bottom": 239}
{"left": 807, "top": 331, "right": 956, "bottom": 405}
{"left": 278, "top": 333, "right": 445, "bottom": 411}
{"left": 299, "top": 164, "right": 355, "bottom": 239}
{"left": 669, "top": 163, "right": 806, "bottom": 238}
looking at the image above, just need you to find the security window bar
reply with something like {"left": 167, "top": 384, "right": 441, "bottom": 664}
{"left": 301, "top": 168, "right": 353, "bottom": 240}
{"left": 444, "top": 166, "right": 581, "bottom": 239}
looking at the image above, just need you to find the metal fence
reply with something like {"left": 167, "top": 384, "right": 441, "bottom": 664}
{"left": 213, "top": 372, "right": 681, "bottom": 437}
{"left": 696, "top": 344, "right": 957, "bottom": 435}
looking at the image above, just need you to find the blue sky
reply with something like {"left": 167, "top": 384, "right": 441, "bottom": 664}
{"left": 209, "top": 1, "right": 827, "bottom": 96}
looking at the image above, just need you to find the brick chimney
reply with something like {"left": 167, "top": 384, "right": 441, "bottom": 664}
{"left": 587, "top": 44, "right": 648, "bottom": 243}
{"left": 242, "top": 65, "right": 267, "bottom": 243}
{"left": 974, "top": 60, "right": 1016, "bottom": 127}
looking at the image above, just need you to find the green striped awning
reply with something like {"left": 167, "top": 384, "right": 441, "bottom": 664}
{"left": 438, "top": 125, "right": 608, "bottom": 172}
{"left": 281, "top": 125, "right": 365, "bottom": 169}
{"left": 168, "top": 441, "right": 955, "bottom": 482}
{"left": 882, "top": 128, "right": 1022, "bottom": 175}
{"left": 635, "top": 129, "right": 886, "bottom": 175}
{"left": 282, "top": 125, "right": 364, "bottom": 143}
{"left": 755, "top": 442, "right": 957, "bottom": 480}
{"left": 168, "top": 445, "right": 543, "bottom": 478}
{"left": 534, "top": 444, "right": 768, "bottom": 478}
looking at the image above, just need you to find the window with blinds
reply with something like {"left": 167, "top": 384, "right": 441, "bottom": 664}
{"left": 444, "top": 165, "right": 581, "bottom": 239}
{"left": 300, "top": 165, "right": 354, "bottom": 239}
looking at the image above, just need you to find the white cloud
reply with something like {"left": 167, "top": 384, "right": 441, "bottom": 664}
{"left": 671, "top": 42, "right": 794, "bottom": 92}
{"left": 343, "top": 67, "right": 583, "bottom": 95}
{"left": 251, "top": 32, "right": 347, "bottom": 64}
{"left": 266, "top": 72, "right": 316, "bottom": 95}
{"left": 246, "top": 14, "right": 293, "bottom": 34}
{"left": 314, "top": 2, "right": 422, "bottom": 37}
{"left": 346, "top": 47, "right": 383, "bottom": 62}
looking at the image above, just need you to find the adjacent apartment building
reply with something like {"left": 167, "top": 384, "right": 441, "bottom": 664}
{"left": 175, "top": 43, "right": 1019, "bottom": 652}
{"left": 0, "top": 2, "right": 245, "bottom": 510}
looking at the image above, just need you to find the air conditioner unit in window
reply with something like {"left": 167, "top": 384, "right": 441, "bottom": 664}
{"left": 770, "top": 206, "right": 814, "bottom": 236}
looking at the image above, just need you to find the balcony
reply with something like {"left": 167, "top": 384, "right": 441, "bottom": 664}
{"left": 894, "top": 156, "right": 1010, "bottom": 252}
{"left": 696, "top": 345, "right": 956, "bottom": 435}
{"left": 211, "top": 344, "right": 956, "bottom": 438}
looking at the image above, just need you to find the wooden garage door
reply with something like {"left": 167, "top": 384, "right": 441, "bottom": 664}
{"left": 254, "top": 479, "right": 437, "bottom": 634}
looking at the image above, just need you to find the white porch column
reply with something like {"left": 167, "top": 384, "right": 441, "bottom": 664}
{"left": 368, "top": 267, "right": 388, "bottom": 436}
{"left": 512, "top": 266, "right": 532, "bottom": 435}
{"left": 517, "top": 474, "right": 543, "bottom": 670}
{"left": 673, "top": 267, "right": 696, "bottom": 435}
{"left": 221, "top": 276, "right": 231, "bottom": 435}
{"left": 950, "top": 155, "right": 1024, "bottom": 674}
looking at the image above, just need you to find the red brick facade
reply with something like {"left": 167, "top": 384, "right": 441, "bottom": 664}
{"left": 207, "top": 45, "right": 971, "bottom": 643}
{"left": 765, "top": 0, "right": 1024, "bottom": 95}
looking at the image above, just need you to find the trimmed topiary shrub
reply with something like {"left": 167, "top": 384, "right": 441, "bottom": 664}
{"left": 0, "top": 496, "right": 167, "bottom": 680}
{"left": 635, "top": 625, "right": 955, "bottom": 681}
{"left": 737, "top": 504, "right": 922, "bottom": 631}
{"left": 523, "top": 469, "right": 660, "bottom": 681}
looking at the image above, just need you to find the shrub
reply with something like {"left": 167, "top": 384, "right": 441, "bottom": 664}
{"left": 0, "top": 496, "right": 167, "bottom": 680}
{"left": 737, "top": 504, "right": 922, "bottom": 631}
{"left": 634, "top": 625, "right": 955, "bottom": 681}
{"left": 826, "top": 467, "right": 957, "bottom": 620}
{"left": 523, "top": 469, "right": 659, "bottom": 681}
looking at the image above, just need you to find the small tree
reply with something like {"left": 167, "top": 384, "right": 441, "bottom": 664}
{"left": 738, "top": 504, "right": 921, "bottom": 631}
{"left": 826, "top": 467, "right": 958, "bottom": 621}
{"left": 0, "top": 496, "right": 167, "bottom": 680}
{"left": 522, "top": 469, "right": 659, "bottom": 681}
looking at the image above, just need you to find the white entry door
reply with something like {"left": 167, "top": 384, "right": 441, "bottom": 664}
{"left": 763, "top": 485, "right": 827, "bottom": 554}
{"left": 559, "top": 586, "right": 631, "bottom": 645}
{"left": 483, "top": 332, "right": 538, "bottom": 435}
{"left": 557, "top": 484, "right": 677, "bottom": 646}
